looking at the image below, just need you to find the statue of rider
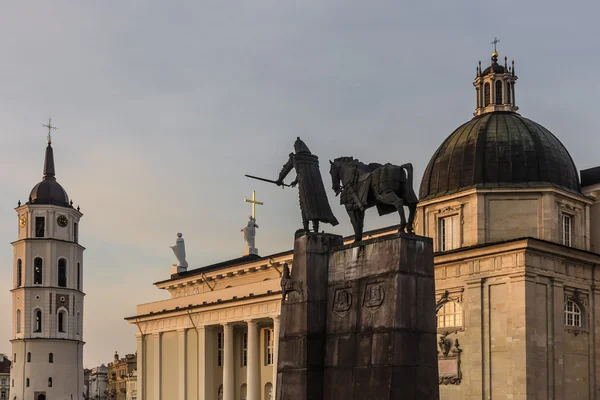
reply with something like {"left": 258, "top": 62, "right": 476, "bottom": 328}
{"left": 276, "top": 137, "right": 339, "bottom": 233}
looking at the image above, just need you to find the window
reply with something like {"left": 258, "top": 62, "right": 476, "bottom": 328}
{"left": 34, "top": 310, "right": 43, "bottom": 333}
{"left": 26, "top": 378, "right": 29, "bottom": 387}
{"left": 48, "top": 377, "right": 53, "bottom": 387}
{"left": 437, "top": 301, "right": 463, "bottom": 329}
{"left": 77, "top": 262, "right": 81, "bottom": 291}
{"left": 506, "top": 82, "right": 511, "bottom": 104}
{"left": 217, "top": 332, "right": 223, "bottom": 367}
{"left": 1, "top": 390, "right": 5, "bottom": 400}
{"left": 49, "top": 353, "right": 54, "bottom": 363}
{"left": 265, "top": 329, "right": 274, "bottom": 366}
{"left": 476, "top": 88, "right": 480, "bottom": 108}
{"left": 16, "top": 309, "right": 21, "bottom": 334}
{"left": 34, "top": 257, "right": 43, "bottom": 285}
{"left": 58, "top": 259, "right": 67, "bottom": 287}
{"left": 562, "top": 214, "right": 572, "bottom": 247}
{"left": 439, "top": 215, "right": 460, "bottom": 251}
{"left": 13, "top": 354, "right": 16, "bottom": 364}
{"left": 17, "top": 259, "right": 22, "bottom": 287}
{"left": 27, "top": 352, "right": 31, "bottom": 362}
{"left": 58, "top": 310, "right": 66, "bottom": 333}
{"left": 242, "top": 332, "right": 248, "bottom": 367}
{"left": 484, "top": 83, "right": 490, "bottom": 106}
{"left": 495, "top": 80, "right": 503, "bottom": 104}
{"left": 565, "top": 299, "right": 582, "bottom": 327}
{"left": 74, "top": 222, "right": 78, "bottom": 243}
{"left": 35, "top": 217, "right": 45, "bottom": 238}
{"left": 77, "top": 313, "right": 81, "bottom": 335}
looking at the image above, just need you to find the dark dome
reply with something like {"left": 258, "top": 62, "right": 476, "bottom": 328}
{"left": 419, "top": 112, "right": 580, "bottom": 201}
{"left": 482, "top": 64, "right": 507, "bottom": 75}
{"left": 27, "top": 142, "right": 71, "bottom": 207}
{"left": 29, "top": 179, "right": 70, "bottom": 207}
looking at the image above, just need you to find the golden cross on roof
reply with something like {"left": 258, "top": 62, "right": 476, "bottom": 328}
{"left": 244, "top": 190, "right": 263, "bottom": 219}
{"left": 42, "top": 117, "right": 57, "bottom": 144}
{"left": 491, "top": 37, "right": 500, "bottom": 52}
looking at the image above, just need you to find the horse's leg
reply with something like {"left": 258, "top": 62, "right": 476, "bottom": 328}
{"left": 407, "top": 203, "right": 417, "bottom": 233}
{"left": 376, "top": 190, "right": 407, "bottom": 232}
{"left": 312, "top": 220, "right": 319, "bottom": 233}
{"left": 302, "top": 218, "right": 309, "bottom": 232}
{"left": 356, "top": 209, "right": 365, "bottom": 241}
{"left": 348, "top": 208, "right": 363, "bottom": 242}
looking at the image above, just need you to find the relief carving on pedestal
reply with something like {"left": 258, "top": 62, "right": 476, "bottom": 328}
{"left": 333, "top": 288, "right": 352, "bottom": 317}
{"left": 363, "top": 282, "right": 385, "bottom": 312}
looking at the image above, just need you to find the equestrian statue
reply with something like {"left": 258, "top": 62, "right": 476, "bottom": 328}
{"left": 329, "top": 157, "right": 418, "bottom": 242}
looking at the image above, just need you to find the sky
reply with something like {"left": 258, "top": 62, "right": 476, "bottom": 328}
{"left": 0, "top": 1, "right": 599, "bottom": 368}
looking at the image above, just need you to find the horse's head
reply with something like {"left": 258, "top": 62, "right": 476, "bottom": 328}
{"left": 329, "top": 159, "right": 341, "bottom": 196}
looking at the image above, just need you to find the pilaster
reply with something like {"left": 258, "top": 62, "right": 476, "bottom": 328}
{"left": 153, "top": 332, "right": 161, "bottom": 400}
{"left": 178, "top": 329, "right": 187, "bottom": 400}
{"left": 272, "top": 315, "right": 280, "bottom": 396}
{"left": 136, "top": 334, "right": 144, "bottom": 400}
{"left": 464, "top": 278, "right": 484, "bottom": 400}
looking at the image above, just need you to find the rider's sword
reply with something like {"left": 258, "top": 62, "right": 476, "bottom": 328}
{"left": 245, "top": 174, "right": 291, "bottom": 187}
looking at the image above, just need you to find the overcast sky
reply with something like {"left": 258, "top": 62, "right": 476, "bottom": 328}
{"left": 1, "top": 1, "right": 599, "bottom": 367}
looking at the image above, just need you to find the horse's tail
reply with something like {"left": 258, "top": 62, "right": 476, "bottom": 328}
{"left": 399, "top": 163, "right": 417, "bottom": 204}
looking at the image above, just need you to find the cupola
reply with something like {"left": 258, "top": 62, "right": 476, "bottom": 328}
{"left": 474, "top": 46, "right": 518, "bottom": 116}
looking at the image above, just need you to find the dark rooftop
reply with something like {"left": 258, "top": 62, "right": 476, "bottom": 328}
{"left": 581, "top": 166, "right": 600, "bottom": 187}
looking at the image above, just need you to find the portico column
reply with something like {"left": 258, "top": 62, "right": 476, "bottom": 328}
{"left": 223, "top": 323, "right": 234, "bottom": 400}
{"left": 272, "top": 316, "right": 280, "bottom": 395}
{"left": 178, "top": 329, "right": 187, "bottom": 400}
{"left": 152, "top": 332, "right": 161, "bottom": 400}
{"left": 247, "top": 320, "right": 260, "bottom": 400}
{"left": 136, "top": 335, "right": 144, "bottom": 400}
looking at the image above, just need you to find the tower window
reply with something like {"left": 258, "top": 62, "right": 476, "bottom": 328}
{"left": 35, "top": 217, "right": 45, "bottom": 238}
{"left": 27, "top": 352, "right": 31, "bottom": 362}
{"left": 484, "top": 83, "right": 490, "bottom": 106}
{"left": 77, "top": 262, "right": 81, "bottom": 291}
{"left": 34, "top": 257, "right": 43, "bottom": 285}
{"left": 74, "top": 222, "right": 78, "bottom": 243}
{"left": 217, "top": 332, "right": 223, "bottom": 367}
{"left": 17, "top": 259, "right": 22, "bottom": 287}
{"left": 49, "top": 353, "right": 54, "bottom": 363}
{"left": 495, "top": 80, "right": 502, "bottom": 104}
{"left": 242, "top": 331, "right": 248, "bottom": 367}
{"left": 565, "top": 299, "right": 582, "bottom": 327}
{"left": 48, "top": 377, "right": 53, "bottom": 387}
{"left": 438, "top": 215, "right": 460, "bottom": 251}
{"left": 265, "top": 328, "right": 274, "bottom": 366}
{"left": 562, "top": 214, "right": 572, "bottom": 247}
{"left": 77, "top": 312, "right": 81, "bottom": 335}
{"left": 506, "top": 82, "right": 511, "bottom": 104}
{"left": 34, "top": 310, "right": 43, "bottom": 333}
{"left": 16, "top": 309, "right": 21, "bottom": 334}
{"left": 58, "top": 259, "right": 67, "bottom": 287}
{"left": 58, "top": 310, "right": 66, "bottom": 333}
{"left": 26, "top": 378, "right": 29, "bottom": 387}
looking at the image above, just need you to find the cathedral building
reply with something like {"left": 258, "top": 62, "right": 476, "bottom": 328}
{"left": 10, "top": 132, "right": 85, "bottom": 400}
{"left": 128, "top": 49, "right": 600, "bottom": 400}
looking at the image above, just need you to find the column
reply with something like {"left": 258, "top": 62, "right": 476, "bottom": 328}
{"left": 247, "top": 320, "right": 260, "bottom": 400}
{"left": 272, "top": 316, "right": 280, "bottom": 395}
{"left": 198, "top": 326, "right": 207, "bottom": 399}
{"left": 223, "top": 323, "right": 234, "bottom": 400}
{"left": 153, "top": 332, "right": 161, "bottom": 400}
{"left": 136, "top": 335, "right": 144, "bottom": 400}
{"left": 178, "top": 329, "right": 187, "bottom": 400}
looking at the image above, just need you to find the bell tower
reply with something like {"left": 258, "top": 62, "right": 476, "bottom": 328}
{"left": 474, "top": 39, "right": 519, "bottom": 116}
{"left": 10, "top": 123, "right": 85, "bottom": 400}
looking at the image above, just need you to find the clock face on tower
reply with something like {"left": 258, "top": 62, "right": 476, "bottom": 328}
{"left": 57, "top": 215, "right": 68, "bottom": 227}
{"left": 19, "top": 214, "right": 27, "bottom": 228}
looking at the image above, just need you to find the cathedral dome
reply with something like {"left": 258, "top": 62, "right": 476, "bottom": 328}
{"left": 419, "top": 111, "right": 581, "bottom": 201}
{"left": 28, "top": 142, "right": 70, "bottom": 207}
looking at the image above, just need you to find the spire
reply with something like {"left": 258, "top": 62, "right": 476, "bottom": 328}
{"left": 43, "top": 141, "right": 56, "bottom": 181}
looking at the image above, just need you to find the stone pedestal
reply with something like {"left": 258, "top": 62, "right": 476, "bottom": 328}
{"left": 277, "top": 233, "right": 439, "bottom": 400}
{"left": 243, "top": 246, "right": 258, "bottom": 256}
{"left": 276, "top": 233, "right": 344, "bottom": 400}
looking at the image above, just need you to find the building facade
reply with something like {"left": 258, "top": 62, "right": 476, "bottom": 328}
{"left": 0, "top": 354, "right": 11, "bottom": 400}
{"left": 107, "top": 352, "right": 137, "bottom": 400}
{"left": 89, "top": 364, "right": 108, "bottom": 400}
{"left": 128, "top": 50, "right": 600, "bottom": 400}
{"left": 10, "top": 136, "right": 85, "bottom": 400}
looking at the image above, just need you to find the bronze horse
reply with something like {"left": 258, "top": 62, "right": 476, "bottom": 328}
{"left": 329, "top": 157, "right": 417, "bottom": 242}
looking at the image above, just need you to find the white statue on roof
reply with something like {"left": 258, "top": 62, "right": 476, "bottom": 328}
{"left": 241, "top": 216, "right": 259, "bottom": 256}
{"left": 170, "top": 232, "right": 188, "bottom": 274}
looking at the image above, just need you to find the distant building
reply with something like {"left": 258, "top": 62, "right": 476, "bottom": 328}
{"left": 125, "top": 370, "right": 137, "bottom": 400}
{"left": 0, "top": 354, "right": 11, "bottom": 400}
{"left": 89, "top": 365, "right": 108, "bottom": 400}
{"left": 107, "top": 352, "right": 136, "bottom": 400}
